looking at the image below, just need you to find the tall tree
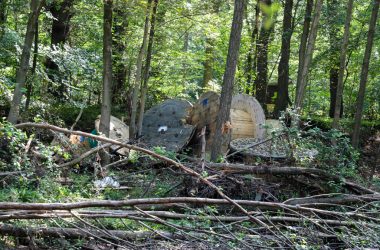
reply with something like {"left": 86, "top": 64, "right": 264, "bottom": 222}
{"left": 245, "top": 1, "right": 260, "bottom": 94}
{"left": 0, "top": 0, "right": 7, "bottom": 37}
{"left": 352, "top": 0, "right": 379, "bottom": 148}
{"left": 45, "top": 0, "right": 75, "bottom": 99}
{"left": 295, "top": 0, "right": 323, "bottom": 110}
{"left": 137, "top": 0, "right": 159, "bottom": 137}
{"left": 255, "top": 0, "right": 274, "bottom": 109}
{"left": 210, "top": 0, "right": 245, "bottom": 161}
{"left": 112, "top": 2, "right": 129, "bottom": 104}
{"left": 130, "top": 0, "right": 152, "bottom": 138}
{"left": 273, "top": 0, "right": 293, "bottom": 118}
{"left": 295, "top": 0, "right": 313, "bottom": 97}
{"left": 99, "top": 0, "right": 113, "bottom": 166}
{"left": 7, "top": 0, "right": 45, "bottom": 124}
{"left": 25, "top": 18, "right": 39, "bottom": 111}
{"left": 327, "top": 0, "right": 342, "bottom": 118}
{"left": 332, "top": 0, "right": 354, "bottom": 129}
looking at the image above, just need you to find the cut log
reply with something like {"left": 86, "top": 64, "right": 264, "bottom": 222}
{"left": 141, "top": 99, "right": 195, "bottom": 152}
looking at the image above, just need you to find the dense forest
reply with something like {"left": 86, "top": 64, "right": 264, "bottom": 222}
{"left": 0, "top": 0, "right": 379, "bottom": 249}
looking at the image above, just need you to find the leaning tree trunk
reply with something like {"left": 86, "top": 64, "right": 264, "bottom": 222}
{"left": 210, "top": 0, "right": 245, "bottom": 161}
{"left": 255, "top": 0, "right": 274, "bottom": 110}
{"left": 352, "top": 0, "right": 379, "bottom": 148}
{"left": 99, "top": 0, "right": 113, "bottom": 167}
{"left": 328, "top": 0, "right": 342, "bottom": 118}
{"left": 295, "top": 0, "right": 313, "bottom": 98}
{"left": 273, "top": 0, "right": 294, "bottom": 118}
{"left": 129, "top": 0, "right": 152, "bottom": 138}
{"left": 137, "top": 0, "right": 159, "bottom": 137}
{"left": 45, "top": 0, "right": 75, "bottom": 99}
{"left": 295, "top": 0, "right": 323, "bottom": 110}
{"left": 332, "top": 0, "right": 354, "bottom": 129}
{"left": 7, "top": 0, "right": 44, "bottom": 124}
{"left": 25, "top": 18, "right": 39, "bottom": 111}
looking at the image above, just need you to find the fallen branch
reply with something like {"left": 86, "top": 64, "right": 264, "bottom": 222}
{"left": 206, "top": 162, "right": 378, "bottom": 195}
{"left": 14, "top": 123, "right": 271, "bottom": 229}
{"left": 284, "top": 193, "right": 380, "bottom": 206}
{"left": 59, "top": 143, "right": 112, "bottom": 168}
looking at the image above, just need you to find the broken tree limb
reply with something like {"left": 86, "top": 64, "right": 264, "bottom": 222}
{"left": 0, "top": 223, "right": 185, "bottom": 241}
{"left": 58, "top": 143, "right": 112, "bottom": 168}
{"left": 206, "top": 162, "right": 378, "bottom": 195}
{"left": 284, "top": 193, "right": 380, "bottom": 206}
{"left": 14, "top": 123, "right": 270, "bottom": 229}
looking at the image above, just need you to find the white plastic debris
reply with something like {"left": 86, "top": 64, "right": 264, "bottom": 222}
{"left": 157, "top": 125, "right": 168, "bottom": 133}
{"left": 94, "top": 177, "right": 120, "bottom": 188}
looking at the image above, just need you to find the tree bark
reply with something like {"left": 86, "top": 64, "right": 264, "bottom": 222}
{"left": 0, "top": 0, "right": 7, "bottom": 37}
{"left": 112, "top": 2, "right": 129, "bottom": 104}
{"left": 255, "top": 0, "right": 274, "bottom": 109}
{"left": 245, "top": 1, "right": 259, "bottom": 94}
{"left": 137, "top": 0, "right": 159, "bottom": 137}
{"left": 129, "top": 0, "right": 152, "bottom": 138}
{"left": 295, "top": 0, "right": 313, "bottom": 99}
{"left": 273, "top": 0, "right": 293, "bottom": 118}
{"left": 210, "top": 0, "right": 245, "bottom": 161}
{"left": 332, "top": 0, "right": 354, "bottom": 129}
{"left": 99, "top": 0, "right": 113, "bottom": 166}
{"left": 25, "top": 18, "right": 39, "bottom": 111}
{"left": 352, "top": 0, "right": 379, "bottom": 148}
{"left": 294, "top": 0, "right": 323, "bottom": 110}
{"left": 7, "top": 0, "right": 44, "bottom": 124}
{"left": 327, "top": 0, "right": 342, "bottom": 118}
{"left": 45, "top": 0, "right": 75, "bottom": 99}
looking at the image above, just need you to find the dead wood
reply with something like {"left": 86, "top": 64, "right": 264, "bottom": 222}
{"left": 14, "top": 122, "right": 271, "bottom": 229}
{"left": 284, "top": 193, "right": 380, "bottom": 206}
{"left": 206, "top": 162, "right": 378, "bottom": 195}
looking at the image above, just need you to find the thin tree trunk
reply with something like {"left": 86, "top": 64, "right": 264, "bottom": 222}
{"left": 137, "top": 0, "right": 159, "bottom": 137}
{"left": 7, "top": 0, "right": 44, "bottom": 124}
{"left": 273, "top": 0, "right": 294, "bottom": 118}
{"left": 129, "top": 0, "right": 152, "bottom": 138}
{"left": 294, "top": 0, "right": 323, "bottom": 110}
{"left": 99, "top": 0, "right": 113, "bottom": 166}
{"left": 245, "top": 1, "right": 259, "bottom": 94}
{"left": 332, "top": 0, "right": 354, "bottom": 129}
{"left": 112, "top": 2, "right": 129, "bottom": 104}
{"left": 352, "top": 0, "right": 379, "bottom": 148}
{"left": 202, "top": 37, "right": 214, "bottom": 89}
{"left": 25, "top": 18, "right": 39, "bottom": 111}
{"left": 0, "top": 0, "right": 7, "bottom": 37}
{"left": 295, "top": 0, "right": 313, "bottom": 98}
{"left": 327, "top": 0, "right": 342, "bottom": 118}
{"left": 255, "top": 0, "right": 274, "bottom": 109}
{"left": 45, "top": 0, "right": 75, "bottom": 99}
{"left": 210, "top": 0, "right": 245, "bottom": 161}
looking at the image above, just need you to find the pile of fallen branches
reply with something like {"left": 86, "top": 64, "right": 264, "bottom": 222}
{"left": 0, "top": 122, "right": 378, "bottom": 249}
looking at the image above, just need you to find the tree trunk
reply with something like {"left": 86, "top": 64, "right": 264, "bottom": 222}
{"left": 99, "top": 0, "right": 113, "bottom": 166}
{"left": 112, "top": 2, "right": 129, "bottom": 104}
{"left": 25, "top": 18, "right": 39, "bottom": 111}
{"left": 294, "top": 0, "right": 323, "bottom": 110}
{"left": 255, "top": 0, "right": 274, "bottom": 110}
{"left": 45, "top": 0, "right": 75, "bottom": 99}
{"left": 273, "top": 0, "right": 294, "bottom": 118}
{"left": 129, "top": 0, "right": 152, "bottom": 138}
{"left": 137, "top": 0, "right": 159, "bottom": 137}
{"left": 352, "top": 0, "right": 379, "bottom": 148}
{"left": 295, "top": 0, "right": 313, "bottom": 98}
{"left": 245, "top": 1, "right": 259, "bottom": 94}
{"left": 202, "top": 37, "right": 214, "bottom": 89}
{"left": 332, "top": 0, "right": 354, "bottom": 129}
{"left": 327, "top": 0, "right": 342, "bottom": 118}
{"left": 0, "top": 0, "right": 7, "bottom": 37}
{"left": 210, "top": 0, "right": 245, "bottom": 161}
{"left": 7, "top": 0, "right": 44, "bottom": 124}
